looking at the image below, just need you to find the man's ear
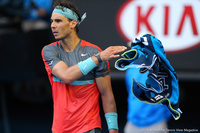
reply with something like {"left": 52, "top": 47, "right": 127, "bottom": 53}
{"left": 70, "top": 20, "right": 78, "bottom": 29}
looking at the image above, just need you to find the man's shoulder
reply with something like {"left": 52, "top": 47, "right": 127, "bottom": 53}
{"left": 46, "top": 41, "right": 60, "bottom": 48}
{"left": 42, "top": 41, "right": 60, "bottom": 57}
{"left": 43, "top": 41, "right": 60, "bottom": 51}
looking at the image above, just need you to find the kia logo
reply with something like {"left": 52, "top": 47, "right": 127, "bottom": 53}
{"left": 116, "top": 0, "right": 200, "bottom": 53}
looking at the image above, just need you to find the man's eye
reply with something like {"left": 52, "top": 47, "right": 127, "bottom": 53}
{"left": 55, "top": 19, "right": 62, "bottom": 22}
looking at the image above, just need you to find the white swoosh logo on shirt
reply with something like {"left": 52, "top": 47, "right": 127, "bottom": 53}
{"left": 81, "top": 53, "right": 89, "bottom": 56}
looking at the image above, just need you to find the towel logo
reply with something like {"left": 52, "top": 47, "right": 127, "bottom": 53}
{"left": 158, "top": 72, "right": 169, "bottom": 92}
{"left": 153, "top": 95, "right": 164, "bottom": 101}
{"left": 116, "top": 0, "right": 200, "bottom": 53}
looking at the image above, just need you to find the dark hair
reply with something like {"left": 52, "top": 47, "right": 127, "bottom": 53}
{"left": 53, "top": 0, "right": 81, "bottom": 33}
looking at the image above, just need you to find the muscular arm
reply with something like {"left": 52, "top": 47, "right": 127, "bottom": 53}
{"left": 96, "top": 75, "right": 117, "bottom": 113}
{"left": 51, "top": 46, "right": 127, "bottom": 84}
{"left": 52, "top": 56, "right": 98, "bottom": 84}
{"left": 96, "top": 75, "right": 118, "bottom": 133}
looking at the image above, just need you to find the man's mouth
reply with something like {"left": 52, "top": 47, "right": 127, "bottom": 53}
{"left": 53, "top": 31, "right": 58, "bottom": 35}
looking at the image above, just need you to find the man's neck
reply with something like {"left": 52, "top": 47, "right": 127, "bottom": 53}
{"left": 60, "top": 33, "right": 80, "bottom": 52}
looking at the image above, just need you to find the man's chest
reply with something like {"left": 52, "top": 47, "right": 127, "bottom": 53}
{"left": 59, "top": 47, "right": 93, "bottom": 67}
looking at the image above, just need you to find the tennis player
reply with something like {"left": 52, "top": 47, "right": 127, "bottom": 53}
{"left": 41, "top": 0, "right": 126, "bottom": 133}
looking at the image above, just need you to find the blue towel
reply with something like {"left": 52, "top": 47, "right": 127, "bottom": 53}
{"left": 115, "top": 34, "right": 182, "bottom": 120}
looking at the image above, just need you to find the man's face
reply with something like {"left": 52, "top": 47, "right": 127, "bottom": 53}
{"left": 50, "top": 13, "right": 72, "bottom": 40}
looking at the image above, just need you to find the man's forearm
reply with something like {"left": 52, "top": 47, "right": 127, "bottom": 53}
{"left": 101, "top": 94, "right": 118, "bottom": 132}
{"left": 52, "top": 55, "right": 99, "bottom": 84}
{"left": 101, "top": 94, "right": 117, "bottom": 113}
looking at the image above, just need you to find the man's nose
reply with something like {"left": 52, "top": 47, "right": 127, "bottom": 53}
{"left": 51, "top": 21, "right": 56, "bottom": 28}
